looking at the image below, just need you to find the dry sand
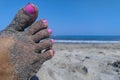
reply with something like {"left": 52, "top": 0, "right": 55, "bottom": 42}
{"left": 37, "top": 43, "right": 120, "bottom": 80}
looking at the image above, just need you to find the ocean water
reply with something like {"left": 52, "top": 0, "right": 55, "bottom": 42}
{"left": 51, "top": 35, "right": 120, "bottom": 44}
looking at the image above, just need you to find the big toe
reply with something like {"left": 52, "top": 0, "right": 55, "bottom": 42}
{"left": 7, "top": 3, "right": 38, "bottom": 31}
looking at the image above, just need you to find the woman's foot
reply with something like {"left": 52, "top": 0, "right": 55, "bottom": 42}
{"left": 0, "top": 3, "right": 54, "bottom": 80}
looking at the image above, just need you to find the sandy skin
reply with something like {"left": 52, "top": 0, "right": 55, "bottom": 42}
{"left": 0, "top": 3, "right": 54, "bottom": 80}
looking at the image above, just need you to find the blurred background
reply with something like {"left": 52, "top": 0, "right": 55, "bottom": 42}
{"left": 0, "top": 0, "right": 120, "bottom": 36}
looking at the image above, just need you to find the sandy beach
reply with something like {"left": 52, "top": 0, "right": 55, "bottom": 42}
{"left": 37, "top": 43, "right": 120, "bottom": 80}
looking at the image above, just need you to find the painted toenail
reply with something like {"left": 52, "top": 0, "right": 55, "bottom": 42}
{"left": 24, "top": 3, "right": 36, "bottom": 15}
{"left": 48, "top": 29, "right": 52, "bottom": 34}
{"left": 42, "top": 19, "right": 47, "bottom": 23}
{"left": 51, "top": 39, "right": 55, "bottom": 44}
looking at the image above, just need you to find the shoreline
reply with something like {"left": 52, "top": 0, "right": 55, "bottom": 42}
{"left": 54, "top": 43, "right": 120, "bottom": 49}
{"left": 55, "top": 40, "right": 120, "bottom": 44}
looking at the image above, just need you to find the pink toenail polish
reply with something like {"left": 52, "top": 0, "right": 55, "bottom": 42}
{"left": 48, "top": 29, "right": 52, "bottom": 34}
{"left": 24, "top": 3, "right": 36, "bottom": 15}
{"left": 42, "top": 19, "right": 48, "bottom": 26}
{"left": 42, "top": 19, "right": 47, "bottom": 23}
{"left": 51, "top": 39, "right": 55, "bottom": 44}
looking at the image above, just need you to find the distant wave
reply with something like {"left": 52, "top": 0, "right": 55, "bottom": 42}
{"left": 55, "top": 40, "right": 120, "bottom": 44}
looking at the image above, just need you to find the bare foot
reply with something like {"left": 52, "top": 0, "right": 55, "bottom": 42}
{"left": 0, "top": 3, "right": 54, "bottom": 80}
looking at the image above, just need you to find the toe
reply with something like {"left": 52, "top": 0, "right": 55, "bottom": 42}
{"left": 43, "top": 49, "right": 54, "bottom": 60}
{"left": 7, "top": 3, "right": 38, "bottom": 31}
{"left": 32, "top": 29, "right": 52, "bottom": 43}
{"left": 35, "top": 39, "right": 54, "bottom": 53}
{"left": 39, "top": 49, "right": 55, "bottom": 61}
{"left": 30, "top": 49, "right": 54, "bottom": 73}
{"left": 28, "top": 19, "right": 48, "bottom": 35}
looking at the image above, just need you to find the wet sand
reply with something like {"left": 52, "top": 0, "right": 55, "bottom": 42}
{"left": 37, "top": 43, "right": 120, "bottom": 80}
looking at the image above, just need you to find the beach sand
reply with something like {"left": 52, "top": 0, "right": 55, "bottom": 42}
{"left": 37, "top": 43, "right": 120, "bottom": 80}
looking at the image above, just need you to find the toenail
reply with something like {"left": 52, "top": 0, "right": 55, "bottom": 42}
{"left": 24, "top": 3, "right": 36, "bottom": 15}
{"left": 49, "top": 50, "right": 54, "bottom": 57}
{"left": 51, "top": 39, "right": 55, "bottom": 44}
{"left": 42, "top": 19, "right": 48, "bottom": 26}
{"left": 53, "top": 49, "right": 55, "bottom": 55}
{"left": 42, "top": 19, "right": 47, "bottom": 23}
{"left": 48, "top": 29, "right": 52, "bottom": 34}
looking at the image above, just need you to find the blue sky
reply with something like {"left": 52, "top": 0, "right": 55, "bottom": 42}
{"left": 0, "top": 0, "right": 120, "bottom": 35}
